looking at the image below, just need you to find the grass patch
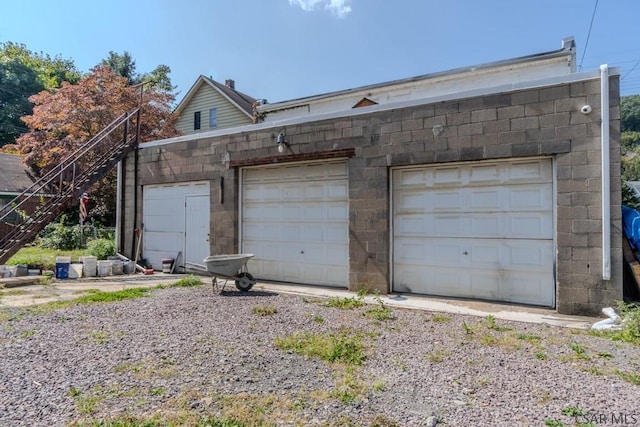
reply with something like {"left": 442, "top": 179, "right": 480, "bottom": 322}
{"left": 20, "top": 329, "right": 37, "bottom": 338}
{"left": 426, "top": 349, "right": 451, "bottom": 363}
{"left": 7, "top": 246, "right": 89, "bottom": 270}
{"left": 74, "top": 412, "right": 249, "bottom": 426}
{"left": 517, "top": 333, "right": 542, "bottom": 343}
{"left": 569, "top": 342, "right": 590, "bottom": 360}
{"left": 312, "top": 315, "right": 325, "bottom": 323}
{"left": 535, "top": 352, "right": 548, "bottom": 360}
{"left": 614, "top": 369, "right": 640, "bottom": 385}
{"left": 0, "top": 288, "right": 151, "bottom": 321}
{"left": 74, "top": 287, "right": 150, "bottom": 304}
{"left": 252, "top": 305, "right": 278, "bottom": 316}
{"left": 561, "top": 406, "right": 586, "bottom": 417}
{"left": 484, "top": 315, "right": 512, "bottom": 332}
{"left": 167, "top": 275, "right": 203, "bottom": 288}
{"left": 365, "top": 296, "right": 394, "bottom": 321}
{"left": 89, "top": 330, "right": 111, "bottom": 344}
{"left": 429, "top": 313, "right": 451, "bottom": 323}
{"left": 462, "top": 321, "right": 476, "bottom": 335}
{"left": 274, "top": 330, "right": 367, "bottom": 365}
{"left": 330, "top": 366, "right": 369, "bottom": 404}
{"left": 0, "top": 289, "right": 28, "bottom": 297}
{"left": 324, "top": 295, "right": 364, "bottom": 310}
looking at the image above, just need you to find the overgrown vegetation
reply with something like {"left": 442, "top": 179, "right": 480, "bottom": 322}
{"left": 73, "top": 288, "right": 150, "bottom": 304}
{"left": 274, "top": 329, "right": 367, "bottom": 365}
{"left": 87, "top": 238, "right": 116, "bottom": 260}
{"left": 168, "top": 275, "right": 203, "bottom": 288}
{"left": 252, "top": 305, "right": 278, "bottom": 316}
{"left": 5, "top": 246, "right": 89, "bottom": 270}
{"left": 324, "top": 295, "right": 365, "bottom": 310}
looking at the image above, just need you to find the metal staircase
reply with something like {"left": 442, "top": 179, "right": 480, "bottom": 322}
{"left": 0, "top": 109, "right": 140, "bottom": 264}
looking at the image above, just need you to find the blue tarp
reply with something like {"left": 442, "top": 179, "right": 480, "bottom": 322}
{"left": 622, "top": 205, "right": 640, "bottom": 251}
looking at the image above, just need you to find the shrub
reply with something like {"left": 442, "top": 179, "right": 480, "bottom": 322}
{"left": 87, "top": 238, "right": 115, "bottom": 260}
{"left": 39, "top": 221, "right": 83, "bottom": 250}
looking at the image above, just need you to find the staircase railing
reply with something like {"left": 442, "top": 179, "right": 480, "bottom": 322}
{"left": 0, "top": 108, "right": 140, "bottom": 264}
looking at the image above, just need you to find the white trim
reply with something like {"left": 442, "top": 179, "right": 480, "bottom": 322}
{"left": 601, "top": 64, "right": 611, "bottom": 281}
{"left": 142, "top": 68, "right": 619, "bottom": 149}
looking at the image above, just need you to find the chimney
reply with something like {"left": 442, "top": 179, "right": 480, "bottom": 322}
{"left": 225, "top": 79, "right": 235, "bottom": 90}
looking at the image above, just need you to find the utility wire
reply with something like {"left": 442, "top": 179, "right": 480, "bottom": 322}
{"left": 621, "top": 59, "right": 640, "bottom": 81}
{"left": 579, "top": 0, "right": 599, "bottom": 71}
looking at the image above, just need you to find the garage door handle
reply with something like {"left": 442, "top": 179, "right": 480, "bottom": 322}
{"left": 462, "top": 251, "right": 468, "bottom": 255}
{"left": 300, "top": 250, "right": 304, "bottom": 254}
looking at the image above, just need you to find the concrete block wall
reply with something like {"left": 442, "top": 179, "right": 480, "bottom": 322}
{"left": 126, "top": 75, "right": 622, "bottom": 315}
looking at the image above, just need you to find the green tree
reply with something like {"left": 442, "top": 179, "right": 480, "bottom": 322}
{"left": 621, "top": 95, "right": 640, "bottom": 207}
{"left": 100, "top": 51, "right": 137, "bottom": 84}
{"left": 622, "top": 95, "right": 640, "bottom": 133}
{"left": 0, "top": 59, "right": 43, "bottom": 145}
{"left": 0, "top": 42, "right": 80, "bottom": 146}
{"left": 99, "top": 51, "right": 175, "bottom": 93}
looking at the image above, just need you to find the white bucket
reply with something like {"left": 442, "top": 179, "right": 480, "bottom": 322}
{"left": 111, "top": 259, "right": 123, "bottom": 275}
{"left": 97, "top": 260, "right": 112, "bottom": 277}
{"left": 161, "top": 258, "right": 174, "bottom": 273}
{"left": 123, "top": 260, "right": 135, "bottom": 274}
{"left": 0, "top": 265, "right": 10, "bottom": 278}
{"left": 68, "top": 263, "right": 83, "bottom": 279}
{"left": 0, "top": 265, "right": 17, "bottom": 278}
{"left": 80, "top": 256, "right": 98, "bottom": 277}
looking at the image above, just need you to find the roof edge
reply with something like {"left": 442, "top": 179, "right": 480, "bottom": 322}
{"left": 259, "top": 37, "right": 577, "bottom": 111}
{"left": 141, "top": 67, "right": 616, "bottom": 150}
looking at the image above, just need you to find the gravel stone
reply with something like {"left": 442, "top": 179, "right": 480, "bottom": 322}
{"left": 0, "top": 285, "right": 639, "bottom": 426}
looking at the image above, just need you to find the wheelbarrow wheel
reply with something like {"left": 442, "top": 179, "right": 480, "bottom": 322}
{"left": 235, "top": 272, "right": 255, "bottom": 292}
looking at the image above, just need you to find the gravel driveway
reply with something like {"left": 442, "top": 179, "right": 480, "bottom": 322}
{"left": 0, "top": 283, "right": 638, "bottom": 426}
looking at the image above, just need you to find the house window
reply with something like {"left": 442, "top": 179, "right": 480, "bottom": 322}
{"left": 209, "top": 108, "right": 218, "bottom": 128}
{"left": 194, "top": 111, "right": 201, "bottom": 130}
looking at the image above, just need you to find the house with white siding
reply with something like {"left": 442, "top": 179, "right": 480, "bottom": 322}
{"left": 173, "top": 76, "right": 256, "bottom": 134}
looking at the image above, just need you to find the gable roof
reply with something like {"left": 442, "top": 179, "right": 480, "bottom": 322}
{"left": 0, "top": 153, "right": 35, "bottom": 195}
{"left": 174, "top": 75, "right": 256, "bottom": 119}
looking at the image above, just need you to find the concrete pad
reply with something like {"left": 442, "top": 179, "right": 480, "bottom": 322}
{"left": 0, "top": 274, "right": 600, "bottom": 329}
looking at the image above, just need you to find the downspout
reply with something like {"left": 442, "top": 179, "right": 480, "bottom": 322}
{"left": 115, "top": 161, "right": 122, "bottom": 252}
{"left": 600, "top": 64, "right": 611, "bottom": 280}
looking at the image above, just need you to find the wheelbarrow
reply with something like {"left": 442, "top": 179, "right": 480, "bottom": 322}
{"left": 185, "top": 253, "right": 256, "bottom": 292}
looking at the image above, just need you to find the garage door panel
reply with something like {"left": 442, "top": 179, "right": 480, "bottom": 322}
{"left": 144, "top": 215, "right": 184, "bottom": 233}
{"left": 328, "top": 182, "right": 348, "bottom": 198}
{"left": 242, "top": 161, "right": 348, "bottom": 287}
{"left": 393, "top": 158, "right": 554, "bottom": 307}
{"left": 143, "top": 182, "right": 209, "bottom": 270}
{"left": 396, "top": 237, "right": 552, "bottom": 270}
{"left": 396, "top": 213, "right": 552, "bottom": 239}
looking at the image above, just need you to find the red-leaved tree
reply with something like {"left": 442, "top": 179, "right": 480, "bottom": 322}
{"left": 8, "top": 66, "right": 179, "bottom": 224}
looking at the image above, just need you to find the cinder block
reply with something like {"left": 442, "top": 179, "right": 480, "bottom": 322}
{"left": 539, "top": 85, "right": 570, "bottom": 101}
{"left": 471, "top": 109, "right": 497, "bottom": 123}
{"left": 510, "top": 116, "right": 539, "bottom": 131}
{"left": 525, "top": 101, "right": 555, "bottom": 116}
{"left": 497, "top": 105, "right": 525, "bottom": 120}
{"left": 447, "top": 111, "right": 471, "bottom": 126}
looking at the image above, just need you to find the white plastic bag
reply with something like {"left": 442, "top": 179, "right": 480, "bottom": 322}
{"left": 591, "top": 306, "right": 623, "bottom": 331}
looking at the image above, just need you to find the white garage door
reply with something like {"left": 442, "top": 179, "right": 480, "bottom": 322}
{"left": 143, "top": 181, "right": 210, "bottom": 270}
{"left": 241, "top": 161, "right": 348, "bottom": 287}
{"left": 392, "top": 158, "right": 554, "bottom": 306}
